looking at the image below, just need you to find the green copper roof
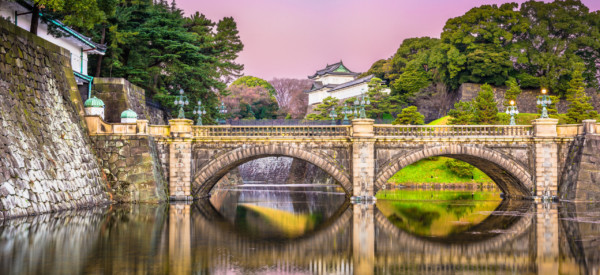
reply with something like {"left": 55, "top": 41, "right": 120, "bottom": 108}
{"left": 84, "top": 96, "right": 105, "bottom": 108}
{"left": 333, "top": 64, "right": 350, "bottom": 73}
{"left": 120, "top": 109, "right": 138, "bottom": 119}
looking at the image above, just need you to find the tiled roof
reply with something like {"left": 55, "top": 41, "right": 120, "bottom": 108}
{"left": 308, "top": 61, "right": 358, "bottom": 79}
{"left": 328, "top": 75, "right": 374, "bottom": 92}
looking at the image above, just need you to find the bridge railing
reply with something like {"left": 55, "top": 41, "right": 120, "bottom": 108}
{"left": 556, "top": 124, "right": 583, "bottom": 137}
{"left": 373, "top": 125, "right": 533, "bottom": 137}
{"left": 192, "top": 125, "right": 352, "bottom": 138}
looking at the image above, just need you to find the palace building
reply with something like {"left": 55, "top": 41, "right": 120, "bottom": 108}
{"left": 305, "top": 61, "right": 389, "bottom": 106}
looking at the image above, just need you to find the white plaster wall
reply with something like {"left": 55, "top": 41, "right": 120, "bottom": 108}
{"left": 317, "top": 75, "right": 355, "bottom": 85}
{"left": 0, "top": 4, "right": 88, "bottom": 74}
{"left": 308, "top": 84, "right": 391, "bottom": 105}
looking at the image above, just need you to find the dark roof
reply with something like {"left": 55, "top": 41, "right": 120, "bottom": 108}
{"left": 328, "top": 75, "right": 374, "bottom": 93}
{"left": 304, "top": 75, "right": 375, "bottom": 94}
{"left": 304, "top": 81, "right": 337, "bottom": 93}
{"left": 308, "top": 61, "right": 359, "bottom": 79}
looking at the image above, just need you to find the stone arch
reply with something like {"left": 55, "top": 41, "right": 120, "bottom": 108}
{"left": 192, "top": 145, "right": 352, "bottom": 197}
{"left": 375, "top": 145, "right": 534, "bottom": 198}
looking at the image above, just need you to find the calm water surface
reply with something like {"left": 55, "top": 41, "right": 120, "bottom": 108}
{"left": 1, "top": 185, "right": 599, "bottom": 274}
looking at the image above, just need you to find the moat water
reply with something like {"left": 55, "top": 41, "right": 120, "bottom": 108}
{"left": 1, "top": 184, "right": 599, "bottom": 274}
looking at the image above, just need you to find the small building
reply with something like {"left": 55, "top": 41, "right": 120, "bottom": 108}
{"left": 0, "top": 1, "right": 106, "bottom": 101}
{"left": 305, "top": 61, "right": 390, "bottom": 106}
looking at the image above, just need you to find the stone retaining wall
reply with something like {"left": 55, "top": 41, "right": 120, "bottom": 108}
{"left": 90, "top": 135, "right": 168, "bottom": 202}
{"left": 92, "top": 78, "right": 169, "bottom": 124}
{"left": 0, "top": 18, "right": 109, "bottom": 221}
{"left": 559, "top": 134, "right": 600, "bottom": 201}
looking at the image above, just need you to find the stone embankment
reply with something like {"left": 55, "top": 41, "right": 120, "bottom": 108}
{"left": 0, "top": 18, "right": 109, "bottom": 221}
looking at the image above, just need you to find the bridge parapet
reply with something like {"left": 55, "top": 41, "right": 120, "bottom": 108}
{"left": 374, "top": 125, "right": 533, "bottom": 137}
{"left": 192, "top": 125, "right": 352, "bottom": 138}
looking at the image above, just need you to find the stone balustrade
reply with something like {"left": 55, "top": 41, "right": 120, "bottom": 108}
{"left": 556, "top": 124, "right": 583, "bottom": 137}
{"left": 192, "top": 125, "right": 352, "bottom": 138}
{"left": 374, "top": 125, "right": 533, "bottom": 137}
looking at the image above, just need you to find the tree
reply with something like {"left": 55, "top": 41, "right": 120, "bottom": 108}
{"left": 28, "top": 0, "right": 109, "bottom": 34}
{"left": 87, "top": 3, "right": 244, "bottom": 122}
{"left": 365, "top": 77, "right": 402, "bottom": 119}
{"left": 504, "top": 77, "right": 522, "bottom": 106}
{"left": 224, "top": 85, "right": 279, "bottom": 120}
{"left": 448, "top": 101, "right": 474, "bottom": 125}
{"left": 269, "top": 78, "right": 312, "bottom": 118}
{"left": 445, "top": 159, "right": 474, "bottom": 178}
{"left": 472, "top": 84, "right": 499, "bottom": 124}
{"left": 232, "top": 76, "right": 276, "bottom": 97}
{"left": 306, "top": 96, "right": 339, "bottom": 120}
{"left": 565, "top": 67, "right": 598, "bottom": 123}
{"left": 393, "top": 106, "right": 425, "bottom": 125}
{"left": 214, "top": 17, "right": 244, "bottom": 83}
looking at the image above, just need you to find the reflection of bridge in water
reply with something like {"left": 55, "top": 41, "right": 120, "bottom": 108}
{"left": 165, "top": 200, "right": 556, "bottom": 274}
{"left": 1, "top": 200, "right": 597, "bottom": 274}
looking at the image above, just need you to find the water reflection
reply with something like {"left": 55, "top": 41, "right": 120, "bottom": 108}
{"left": 0, "top": 191, "right": 599, "bottom": 274}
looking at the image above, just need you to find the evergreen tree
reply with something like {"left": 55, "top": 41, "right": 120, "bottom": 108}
{"left": 393, "top": 106, "right": 425, "bottom": 125}
{"left": 448, "top": 101, "right": 474, "bottom": 125}
{"left": 565, "top": 68, "right": 598, "bottom": 123}
{"left": 306, "top": 97, "right": 340, "bottom": 120}
{"left": 473, "top": 84, "right": 499, "bottom": 124}
{"left": 363, "top": 77, "right": 404, "bottom": 119}
{"left": 504, "top": 77, "right": 522, "bottom": 107}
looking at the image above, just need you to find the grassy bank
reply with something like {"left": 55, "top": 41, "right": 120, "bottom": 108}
{"left": 387, "top": 156, "right": 494, "bottom": 187}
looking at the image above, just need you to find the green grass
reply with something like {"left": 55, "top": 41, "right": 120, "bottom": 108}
{"left": 427, "top": 116, "right": 451, "bottom": 125}
{"left": 376, "top": 189, "right": 501, "bottom": 201}
{"left": 388, "top": 156, "right": 493, "bottom": 185}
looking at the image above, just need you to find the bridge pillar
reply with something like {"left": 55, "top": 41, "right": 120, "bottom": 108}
{"left": 353, "top": 203, "right": 375, "bottom": 275}
{"left": 351, "top": 119, "right": 376, "bottom": 199}
{"left": 169, "top": 119, "right": 194, "bottom": 201}
{"left": 533, "top": 118, "right": 559, "bottom": 199}
{"left": 536, "top": 203, "right": 559, "bottom": 275}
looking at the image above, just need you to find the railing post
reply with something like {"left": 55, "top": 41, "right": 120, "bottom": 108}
{"left": 582, "top": 119, "right": 596, "bottom": 134}
{"left": 351, "top": 119, "right": 376, "bottom": 201}
{"left": 532, "top": 118, "right": 559, "bottom": 200}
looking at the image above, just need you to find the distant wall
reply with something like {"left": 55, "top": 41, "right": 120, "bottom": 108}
{"left": 92, "top": 78, "right": 169, "bottom": 124}
{"left": 0, "top": 18, "right": 109, "bottom": 221}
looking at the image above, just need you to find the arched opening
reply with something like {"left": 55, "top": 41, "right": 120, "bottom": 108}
{"left": 191, "top": 145, "right": 352, "bottom": 197}
{"left": 375, "top": 146, "right": 534, "bottom": 199}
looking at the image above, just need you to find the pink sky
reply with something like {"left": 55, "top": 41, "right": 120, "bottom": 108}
{"left": 177, "top": 0, "right": 600, "bottom": 81}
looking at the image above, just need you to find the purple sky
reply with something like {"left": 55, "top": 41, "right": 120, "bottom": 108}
{"left": 177, "top": 0, "right": 600, "bottom": 81}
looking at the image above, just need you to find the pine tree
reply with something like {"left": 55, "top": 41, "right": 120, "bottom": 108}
{"left": 473, "top": 84, "right": 499, "bottom": 124}
{"left": 448, "top": 101, "right": 474, "bottom": 125}
{"left": 393, "top": 106, "right": 425, "bottom": 125}
{"left": 566, "top": 68, "right": 598, "bottom": 123}
{"left": 306, "top": 97, "right": 340, "bottom": 120}
{"left": 504, "top": 77, "right": 522, "bottom": 107}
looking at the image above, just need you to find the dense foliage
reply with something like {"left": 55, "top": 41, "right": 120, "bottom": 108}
{"left": 444, "top": 159, "right": 475, "bottom": 178}
{"left": 232, "top": 76, "right": 277, "bottom": 97}
{"left": 364, "top": 0, "right": 600, "bottom": 99}
{"left": 80, "top": 0, "right": 244, "bottom": 122}
{"left": 448, "top": 84, "right": 499, "bottom": 125}
{"left": 224, "top": 85, "right": 279, "bottom": 120}
{"left": 393, "top": 106, "right": 425, "bottom": 125}
{"left": 565, "top": 66, "right": 598, "bottom": 123}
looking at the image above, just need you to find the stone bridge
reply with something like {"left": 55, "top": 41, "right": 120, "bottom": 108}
{"left": 85, "top": 116, "right": 600, "bottom": 201}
